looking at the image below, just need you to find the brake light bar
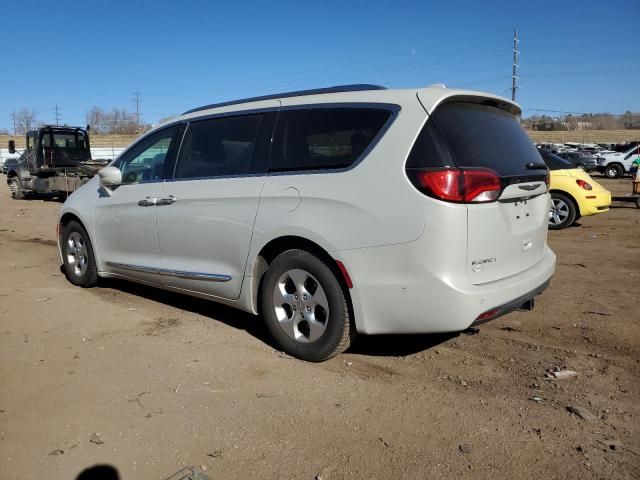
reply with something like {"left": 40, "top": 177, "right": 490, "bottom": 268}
{"left": 411, "top": 168, "right": 502, "bottom": 203}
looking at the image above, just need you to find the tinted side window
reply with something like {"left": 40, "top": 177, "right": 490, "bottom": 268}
{"left": 115, "top": 125, "right": 181, "bottom": 184}
{"left": 174, "top": 114, "right": 264, "bottom": 179}
{"left": 269, "top": 108, "right": 391, "bottom": 172}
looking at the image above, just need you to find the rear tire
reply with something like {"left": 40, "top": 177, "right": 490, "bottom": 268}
{"left": 604, "top": 164, "right": 623, "bottom": 179}
{"left": 260, "top": 249, "right": 353, "bottom": 362}
{"left": 61, "top": 220, "right": 98, "bottom": 287}
{"left": 549, "top": 193, "right": 577, "bottom": 230}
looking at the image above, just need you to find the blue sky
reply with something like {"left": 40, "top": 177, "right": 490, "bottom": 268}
{"left": 1, "top": 0, "right": 638, "bottom": 129}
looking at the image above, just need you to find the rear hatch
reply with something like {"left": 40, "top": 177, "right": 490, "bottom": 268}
{"left": 413, "top": 95, "right": 549, "bottom": 285}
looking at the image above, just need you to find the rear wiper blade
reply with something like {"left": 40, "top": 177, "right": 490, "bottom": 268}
{"left": 526, "top": 162, "right": 547, "bottom": 170}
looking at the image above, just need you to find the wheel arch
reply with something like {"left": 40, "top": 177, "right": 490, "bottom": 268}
{"left": 249, "top": 235, "right": 354, "bottom": 318}
{"left": 59, "top": 211, "right": 86, "bottom": 228}
{"left": 58, "top": 211, "right": 84, "bottom": 250}
{"left": 58, "top": 210, "right": 101, "bottom": 265}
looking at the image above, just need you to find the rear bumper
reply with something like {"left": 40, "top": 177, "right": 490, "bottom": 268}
{"left": 579, "top": 190, "right": 611, "bottom": 216}
{"left": 472, "top": 279, "right": 549, "bottom": 325}
{"left": 336, "top": 241, "right": 556, "bottom": 335}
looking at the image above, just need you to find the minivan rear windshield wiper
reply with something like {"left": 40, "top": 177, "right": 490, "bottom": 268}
{"left": 525, "top": 162, "right": 547, "bottom": 170}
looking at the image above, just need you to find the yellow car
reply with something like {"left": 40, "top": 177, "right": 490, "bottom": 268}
{"left": 540, "top": 149, "right": 611, "bottom": 229}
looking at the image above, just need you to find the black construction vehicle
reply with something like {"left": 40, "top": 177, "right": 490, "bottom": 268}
{"left": 6, "top": 125, "right": 107, "bottom": 199}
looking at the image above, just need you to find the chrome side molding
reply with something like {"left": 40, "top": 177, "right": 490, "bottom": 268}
{"left": 106, "top": 262, "right": 231, "bottom": 282}
{"left": 106, "top": 262, "right": 157, "bottom": 274}
{"left": 161, "top": 268, "right": 230, "bottom": 282}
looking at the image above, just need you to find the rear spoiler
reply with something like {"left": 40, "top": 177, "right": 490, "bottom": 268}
{"left": 417, "top": 89, "right": 521, "bottom": 117}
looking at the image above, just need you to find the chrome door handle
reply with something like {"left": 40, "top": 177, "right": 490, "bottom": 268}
{"left": 156, "top": 195, "right": 177, "bottom": 206}
{"left": 138, "top": 196, "right": 158, "bottom": 207}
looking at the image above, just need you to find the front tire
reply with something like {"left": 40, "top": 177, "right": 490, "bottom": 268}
{"left": 605, "top": 164, "right": 623, "bottom": 179}
{"left": 8, "top": 177, "right": 24, "bottom": 199}
{"left": 61, "top": 220, "right": 98, "bottom": 287}
{"left": 549, "top": 193, "right": 577, "bottom": 230}
{"left": 261, "top": 249, "right": 353, "bottom": 362}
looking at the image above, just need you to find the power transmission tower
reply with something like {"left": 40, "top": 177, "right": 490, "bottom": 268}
{"left": 511, "top": 27, "right": 519, "bottom": 102}
{"left": 133, "top": 88, "right": 141, "bottom": 132}
{"left": 54, "top": 103, "right": 61, "bottom": 126}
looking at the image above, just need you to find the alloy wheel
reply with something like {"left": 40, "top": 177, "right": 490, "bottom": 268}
{"left": 272, "top": 268, "right": 329, "bottom": 343}
{"left": 66, "top": 232, "right": 88, "bottom": 278}
{"left": 549, "top": 198, "right": 570, "bottom": 225}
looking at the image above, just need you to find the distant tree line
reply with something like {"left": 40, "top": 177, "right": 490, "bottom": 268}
{"left": 85, "top": 107, "right": 147, "bottom": 134}
{"left": 523, "top": 111, "right": 640, "bottom": 131}
{"left": 5, "top": 106, "right": 150, "bottom": 136}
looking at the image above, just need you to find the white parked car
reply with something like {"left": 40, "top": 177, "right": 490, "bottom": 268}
{"left": 57, "top": 84, "right": 555, "bottom": 361}
{"left": 596, "top": 145, "right": 640, "bottom": 178}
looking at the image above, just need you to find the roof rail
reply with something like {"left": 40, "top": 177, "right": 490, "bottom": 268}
{"left": 182, "top": 84, "right": 387, "bottom": 115}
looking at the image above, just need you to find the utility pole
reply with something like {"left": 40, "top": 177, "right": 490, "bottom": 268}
{"left": 54, "top": 103, "right": 61, "bottom": 126}
{"left": 511, "top": 27, "right": 519, "bottom": 102}
{"left": 11, "top": 110, "right": 16, "bottom": 136}
{"left": 133, "top": 88, "right": 141, "bottom": 132}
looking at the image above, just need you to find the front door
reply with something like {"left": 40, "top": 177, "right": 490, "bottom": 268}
{"left": 156, "top": 110, "right": 277, "bottom": 299}
{"left": 93, "top": 125, "right": 183, "bottom": 284}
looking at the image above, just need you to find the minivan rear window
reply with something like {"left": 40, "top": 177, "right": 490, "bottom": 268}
{"left": 269, "top": 108, "right": 392, "bottom": 172}
{"left": 412, "top": 101, "right": 545, "bottom": 177}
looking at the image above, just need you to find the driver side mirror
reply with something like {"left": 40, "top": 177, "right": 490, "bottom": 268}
{"left": 8, "top": 140, "right": 15, "bottom": 154}
{"left": 98, "top": 166, "right": 122, "bottom": 190}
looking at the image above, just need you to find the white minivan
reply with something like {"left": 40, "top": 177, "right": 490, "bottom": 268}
{"left": 58, "top": 84, "right": 555, "bottom": 361}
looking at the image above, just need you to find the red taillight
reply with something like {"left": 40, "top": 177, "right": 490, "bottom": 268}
{"left": 576, "top": 179, "right": 592, "bottom": 191}
{"left": 464, "top": 169, "right": 503, "bottom": 202}
{"left": 414, "top": 168, "right": 501, "bottom": 203}
{"left": 415, "top": 170, "right": 462, "bottom": 202}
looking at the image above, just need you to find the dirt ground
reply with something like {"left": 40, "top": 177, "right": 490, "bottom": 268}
{"left": 0, "top": 176, "right": 638, "bottom": 480}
